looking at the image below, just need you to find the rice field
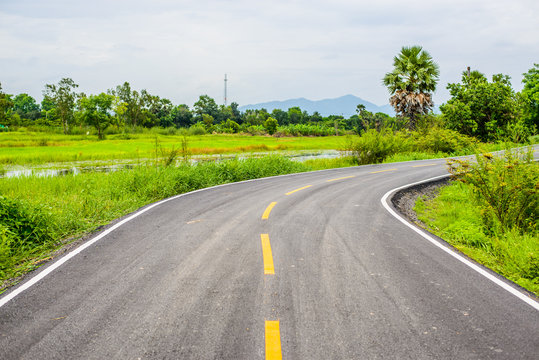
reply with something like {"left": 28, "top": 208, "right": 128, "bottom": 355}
{"left": 0, "top": 131, "right": 347, "bottom": 166}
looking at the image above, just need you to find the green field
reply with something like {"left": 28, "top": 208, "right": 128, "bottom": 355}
{"left": 0, "top": 131, "right": 346, "bottom": 166}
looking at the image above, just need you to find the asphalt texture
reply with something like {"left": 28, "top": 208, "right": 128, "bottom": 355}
{"left": 1, "top": 154, "right": 538, "bottom": 359}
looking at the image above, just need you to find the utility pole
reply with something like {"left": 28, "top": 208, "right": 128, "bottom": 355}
{"left": 224, "top": 74, "right": 228, "bottom": 106}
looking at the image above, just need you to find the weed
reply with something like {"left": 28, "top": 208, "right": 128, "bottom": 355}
{"left": 447, "top": 148, "right": 537, "bottom": 233}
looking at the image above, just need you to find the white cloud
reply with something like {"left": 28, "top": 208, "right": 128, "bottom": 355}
{"left": 1, "top": 0, "right": 538, "bottom": 108}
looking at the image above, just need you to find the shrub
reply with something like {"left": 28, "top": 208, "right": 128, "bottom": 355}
{"left": 411, "top": 127, "right": 477, "bottom": 154}
{"left": 447, "top": 149, "right": 537, "bottom": 233}
{"left": 348, "top": 129, "right": 408, "bottom": 164}
{"left": 188, "top": 124, "right": 206, "bottom": 135}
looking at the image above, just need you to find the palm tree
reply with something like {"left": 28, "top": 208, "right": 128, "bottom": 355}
{"left": 383, "top": 46, "right": 440, "bottom": 130}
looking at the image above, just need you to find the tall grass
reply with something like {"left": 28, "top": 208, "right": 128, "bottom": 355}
{"left": 0, "top": 156, "right": 308, "bottom": 285}
{"left": 415, "top": 150, "right": 538, "bottom": 295}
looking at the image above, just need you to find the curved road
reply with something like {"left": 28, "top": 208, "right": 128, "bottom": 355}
{"left": 1, "top": 155, "right": 538, "bottom": 359}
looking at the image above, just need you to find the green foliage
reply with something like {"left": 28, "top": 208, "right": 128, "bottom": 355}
{"left": 383, "top": 45, "right": 440, "bottom": 129}
{"left": 12, "top": 93, "right": 41, "bottom": 121}
{"left": 0, "top": 156, "right": 308, "bottom": 283}
{"left": 0, "top": 196, "right": 57, "bottom": 277}
{"left": 348, "top": 129, "right": 407, "bottom": 164}
{"left": 112, "top": 82, "right": 146, "bottom": 128}
{"left": 80, "top": 93, "right": 115, "bottom": 139}
{"left": 43, "top": 78, "right": 80, "bottom": 135}
{"left": 166, "top": 104, "right": 193, "bottom": 128}
{"left": 263, "top": 117, "right": 278, "bottom": 135}
{"left": 521, "top": 63, "right": 539, "bottom": 133}
{"left": 288, "top": 107, "right": 303, "bottom": 124}
{"left": 194, "top": 95, "right": 219, "bottom": 121}
{"left": 416, "top": 178, "right": 539, "bottom": 295}
{"left": 188, "top": 123, "right": 207, "bottom": 135}
{"left": 302, "top": 156, "right": 358, "bottom": 170}
{"left": 447, "top": 149, "right": 537, "bottom": 233}
{"left": 440, "top": 71, "right": 521, "bottom": 141}
{"left": 0, "top": 83, "right": 14, "bottom": 125}
{"left": 223, "top": 119, "right": 240, "bottom": 133}
{"left": 275, "top": 124, "right": 338, "bottom": 137}
{"left": 202, "top": 114, "right": 214, "bottom": 130}
{"left": 411, "top": 127, "right": 477, "bottom": 154}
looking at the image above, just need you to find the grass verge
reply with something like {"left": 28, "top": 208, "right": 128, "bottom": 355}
{"left": 415, "top": 180, "right": 539, "bottom": 296}
{"left": 0, "top": 156, "right": 313, "bottom": 290}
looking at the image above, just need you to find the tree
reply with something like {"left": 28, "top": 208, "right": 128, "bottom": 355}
{"left": 230, "top": 102, "right": 242, "bottom": 122}
{"left": 165, "top": 104, "right": 193, "bottom": 128}
{"left": 12, "top": 93, "right": 41, "bottom": 121}
{"left": 193, "top": 95, "right": 219, "bottom": 121}
{"left": 112, "top": 82, "right": 146, "bottom": 128}
{"left": 440, "top": 70, "right": 520, "bottom": 141}
{"left": 80, "top": 93, "right": 114, "bottom": 139}
{"left": 264, "top": 117, "right": 278, "bottom": 135}
{"left": 271, "top": 109, "right": 289, "bottom": 125}
{"left": 0, "top": 83, "right": 13, "bottom": 125}
{"left": 288, "top": 107, "right": 303, "bottom": 124}
{"left": 202, "top": 114, "right": 214, "bottom": 130}
{"left": 521, "top": 64, "right": 539, "bottom": 132}
{"left": 383, "top": 46, "right": 439, "bottom": 129}
{"left": 43, "top": 78, "right": 80, "bottom": 134}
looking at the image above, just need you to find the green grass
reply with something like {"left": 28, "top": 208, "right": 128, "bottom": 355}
{"left": 415, "top": 181, "right": 539, "bottom": 295}
{"left": 302, "top": 156, "right": 358, "bottom": 170}
{"left": 0, "top": 131, "right": 346, "bottom": 165}
{"left": 3, "top": 155, "right": 367, "bottom": 289}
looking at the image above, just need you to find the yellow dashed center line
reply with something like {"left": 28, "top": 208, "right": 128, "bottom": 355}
{"left": 326, "top": 175, "right": 355, "bottom": 182}
{"left": 261, "top": 234, "right": 275, "bottom": 275}
{"left": 412, "top": 163, "right": 437, "bottom": 168}
{"left": 265, "top": 320, "right": 283, "bottom": 360}
{"left": 262, "top": 202, "right": 277, "bottom": 220}
{"left": 370, "top": 168, "right": 397, "bottom": 174}
{"left": 285, "top": 185, "right": 312, "bottom": 195}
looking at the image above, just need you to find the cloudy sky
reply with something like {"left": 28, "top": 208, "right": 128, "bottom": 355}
{"left": 1, "top": 0, "right": 538, "bottom": 108}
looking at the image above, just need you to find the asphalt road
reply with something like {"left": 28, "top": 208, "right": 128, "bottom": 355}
{"left": 1, "top": 154, "right": 538, "bottom": 359}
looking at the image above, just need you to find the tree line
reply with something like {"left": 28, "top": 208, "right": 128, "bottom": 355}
{"left": 0, "top": 48, "right": 537, "bottom": 142}
{"left": 0, "top": 80, "right": 387, "bottom": 138}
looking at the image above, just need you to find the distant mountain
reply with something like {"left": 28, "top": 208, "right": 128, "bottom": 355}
{"left": 239, "top": 94, "right": 395, "bottom": 118}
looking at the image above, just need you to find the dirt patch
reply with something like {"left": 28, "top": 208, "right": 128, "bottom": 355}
{"left": 391, "top": 177, "right": 451, "bottom": 225}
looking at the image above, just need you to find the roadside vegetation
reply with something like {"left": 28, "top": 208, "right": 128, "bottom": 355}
{"left": 415, "top": 149, "right": 538, "bottom": 295}
{"left": 0, "top": 50, "right": 537, "bottom": 292}
{"left": 0, "top": 156, "right": 313, "bottom": 289}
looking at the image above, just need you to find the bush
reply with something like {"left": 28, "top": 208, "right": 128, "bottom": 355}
{"left": 447, "top": 149, "right": 537, "bottom": 233}
{"left": 411, "top": 127, "right": 477, "bottom": 154}
{"left": 188, "top": 124, "right": 206, "bottom": 135}
{"left": 348, "top": 129, "right": 408, "bottom": 164}
{"left": 278, "top": 124, "right": 337, "bottom": 136}
{"left": 415, "top": 179, "right": 539, "bottom": 294}
{"left": 0, "top": 196, "right": 57, "bottom": 276}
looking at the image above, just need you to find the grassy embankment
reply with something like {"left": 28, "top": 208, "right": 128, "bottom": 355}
{"left": 415, "top": 150, "right": 538, "bottom": 295}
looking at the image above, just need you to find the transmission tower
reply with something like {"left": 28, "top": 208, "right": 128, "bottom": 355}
{"left": 224, "top": 74, "right": 228, "bottom": 106}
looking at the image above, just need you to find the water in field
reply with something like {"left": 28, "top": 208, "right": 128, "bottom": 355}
{"left": 0, "top": 150, "right": 345, "bottom": 178}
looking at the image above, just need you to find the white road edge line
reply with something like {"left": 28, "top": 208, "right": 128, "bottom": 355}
{"left": 0, "top": 166, "right": 354, "bottom": 308}
{"left": 381, "top": 174, "right": 539, "bottom": 311}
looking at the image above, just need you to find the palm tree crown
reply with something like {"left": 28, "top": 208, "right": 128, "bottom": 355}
{"left": 383, "top": 46, "right": 440, "bottom": 129}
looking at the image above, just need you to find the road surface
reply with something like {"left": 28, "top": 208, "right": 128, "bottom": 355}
{"left": 1, "top": 154, "right": 538, "bottom": 359}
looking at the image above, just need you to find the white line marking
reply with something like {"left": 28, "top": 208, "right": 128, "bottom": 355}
{"left": 381, "top": 174, "right": 539, "bottom": 311}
